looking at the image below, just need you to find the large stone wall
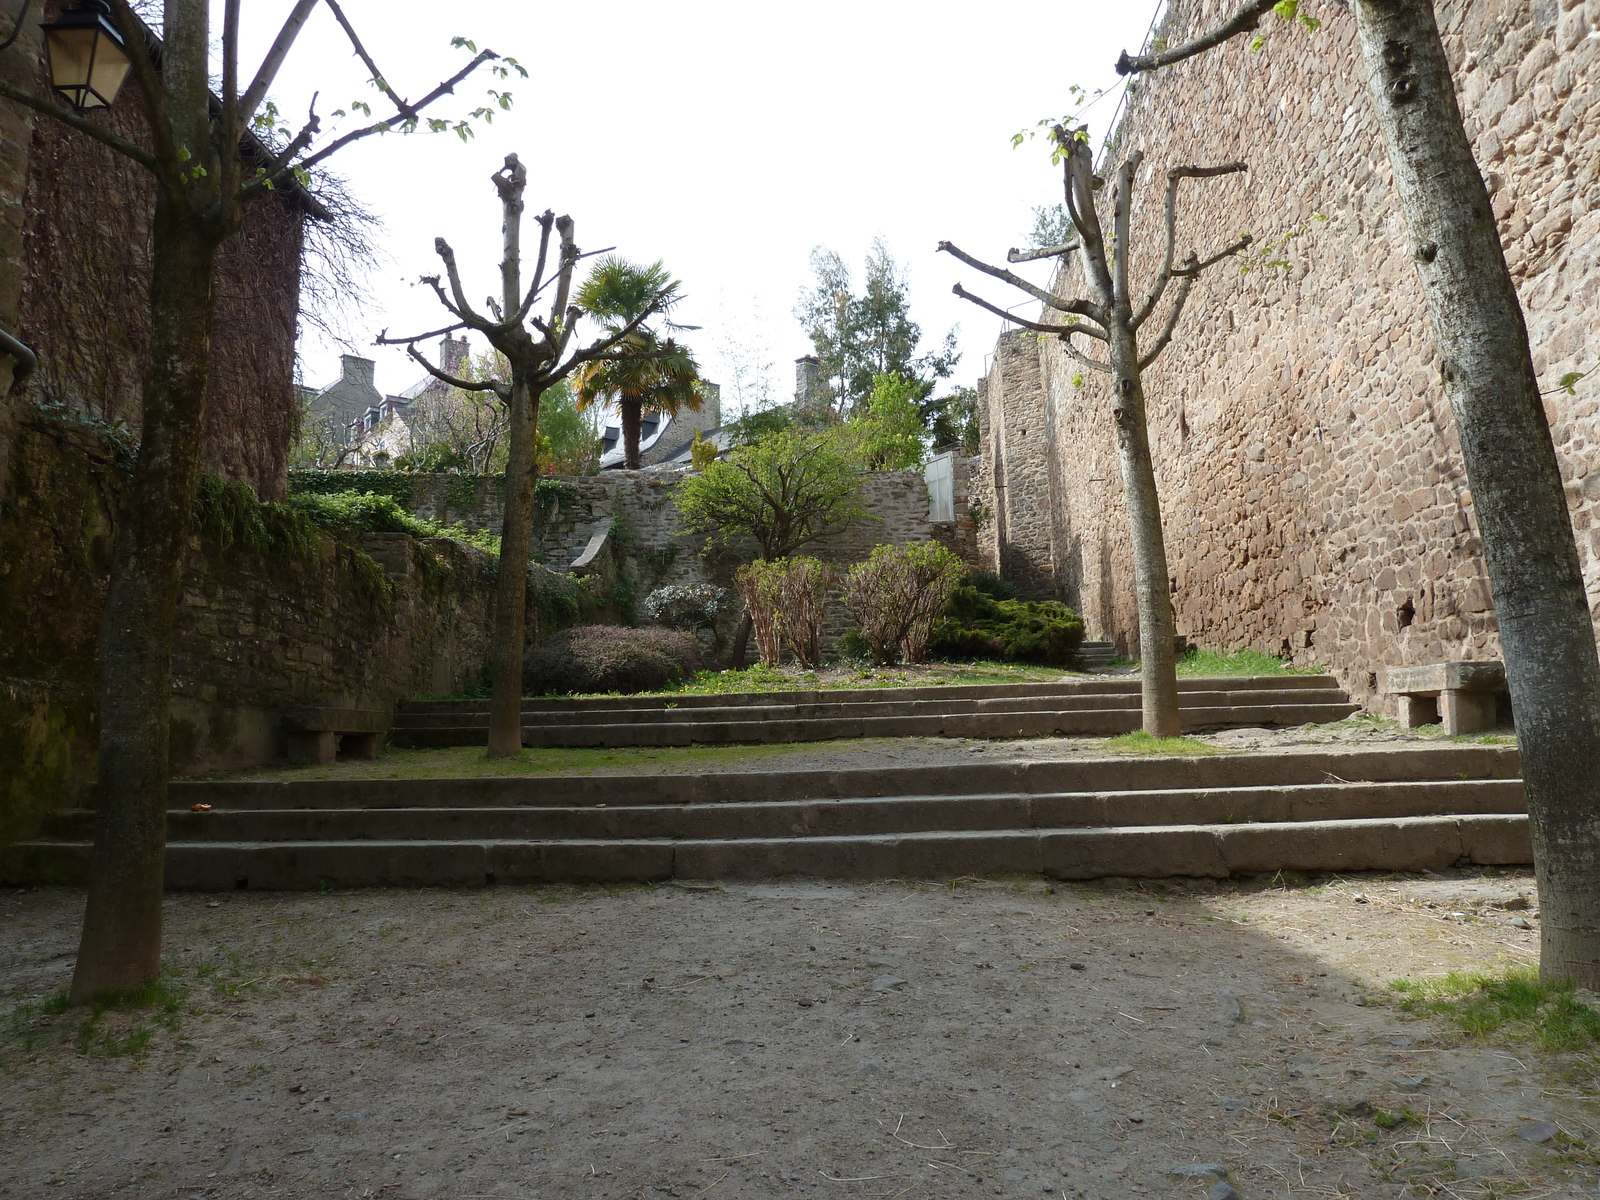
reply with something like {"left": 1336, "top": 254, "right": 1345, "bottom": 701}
{"left": 0, "top": 416, "right": 520, "bottom": 848}
{"left": 972, "top": 0, "right": 1600, "bottom": 708}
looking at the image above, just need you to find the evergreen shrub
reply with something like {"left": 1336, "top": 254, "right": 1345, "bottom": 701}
{"left": 523, "top": 625, "right": 700, "bottom": 695}
{"left": 928, "top": 571, "right": 1085, "bottom": 665}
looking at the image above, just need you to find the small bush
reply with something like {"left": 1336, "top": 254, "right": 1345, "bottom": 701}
{"left": 928, "top": 572, "right": 1085, "bottom": 666}
{"left": 843, "top": 542, "right": 967, "bottom": 664}
{"left": 643, "top": 583, "right": 734, "bottom": 632}
{"left": 523, "top": 625, "right": 700, "bottom": 696}
{"left": 737, "top": 557, "right": 838, "bottom": 668}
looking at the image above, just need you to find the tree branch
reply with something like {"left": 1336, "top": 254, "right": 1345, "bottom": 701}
{"left": 1060, "top": 330, "right": 1114, "bottom": 375}
{"left": 949, "top": 283, "right": 1107, "bottom": 342}
{"left": 0, "top": 78, "right": 157, "bottom": 168}
{"left": 104, "top": 0, "right": 175, "bottom": 173}
{"left": 432, "top": 238, "right": 491, "bottom": 327}
{"left": 939, "top": 240, "right": 1107, "bottom": 324}
{"left": 1138, "top": 273, "right": 1197, "bottom": 370}
{"left": 1007, "top": 242, "right": 1079, "bottom": 263}
{"left": 322, "top": 0, "right": 416, "bottom": 120}
{"left": 246, "top": 48, "right": 497, "bottom": 195}
{"left": 1132, "top": 161, "right": 1248, "bottom": 330}
{"left": 1173, "top": 233, "right": 1253, "bottom": 276}
{"left": 400, "top": 341, "right": 508, "bottom": 399}
{"left": 377, "top": 320, "right": 468, "bottom": 345}
{"left": 1116, "top": 0, "right": 1280, "bottom": 74}
{"left": 220, "top": 0, "right": 241, "bottom": 197}
{"left": 238, "top": 0, "right": 319, "bottom": 129}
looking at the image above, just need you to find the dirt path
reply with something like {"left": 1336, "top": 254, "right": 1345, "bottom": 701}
{"left": 3, "top": 870, "right": 1594, "bottom": 1200}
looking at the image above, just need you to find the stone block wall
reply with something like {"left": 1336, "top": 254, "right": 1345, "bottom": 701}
{"left": 1, "top": 416, "right": 513, "bottom": 848}
{"left": 971, "top": 0, "right": 1600, "bottom": 704}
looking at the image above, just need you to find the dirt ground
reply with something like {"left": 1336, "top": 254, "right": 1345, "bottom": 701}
{"left": 4, "top": 869, "right": 1596, "bottom": 1200}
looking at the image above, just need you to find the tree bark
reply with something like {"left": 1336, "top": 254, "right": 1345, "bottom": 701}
{"left": 1353, "top": 0, "right": 1600, "bottom": 985}
{"left": 71, "top": 201, "right": 218, "bottom": 1001}
{"left": 486, "top": 371, "right": 536, "bottom": 757}
{"left": 621, "top": 395, "right": 643, "bottom": 469}
{"left": 1109, "top": 330, "right": 1182, "bottom": 737}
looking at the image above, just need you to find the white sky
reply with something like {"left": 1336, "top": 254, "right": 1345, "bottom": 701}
{"left": 240, "top": 1, "right": 1161, "bottom": 415}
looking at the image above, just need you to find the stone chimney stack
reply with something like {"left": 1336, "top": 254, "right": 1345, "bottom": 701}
{"left": 340, "top": 354, "right": 376, "bottom": 388}
{"left": 440, "top": 334, "right": 470, "bottom": 376}
{"left": 795, "top": 355, "right": 821, "bottom": 411}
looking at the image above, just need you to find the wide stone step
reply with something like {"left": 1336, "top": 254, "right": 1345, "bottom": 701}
{"left": 394, "top": 701, "right": 1361, "bottom": 748}
{"left": 393, "top": 686, "right": 1352, "bottom": 730}
{"left": 39, "top": 780, "right": 1526, "bottom": 845}
{"left": 395, "top": 674, "right": 1345, "bottom": 717}
{"left": 2, "top": 815, "right": 1531, "bottom": 890}
{"left": 162, "top": 746, "right": 1522, "bottom": 810}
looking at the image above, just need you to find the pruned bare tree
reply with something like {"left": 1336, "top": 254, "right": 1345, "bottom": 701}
{"left": 379, "top": 154, "right": 669, "bottom": 757}
{"left": 940, "top": 132, "right": 1250, "bottom": 736}
{"left": 1117, "top": 0, "right": 1600, "bottom": 988}
{"left": 0, "top": 0, "right": 516, "bottom": 1001}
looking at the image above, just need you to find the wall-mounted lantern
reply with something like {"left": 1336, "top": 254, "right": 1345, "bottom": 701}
{"left": 41, "top": 0, "right": 130, "bottom": 112}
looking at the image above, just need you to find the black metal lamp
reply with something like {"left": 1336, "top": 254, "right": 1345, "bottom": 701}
{"left": 41, "top": 0, "right": 131, "bottom": 112}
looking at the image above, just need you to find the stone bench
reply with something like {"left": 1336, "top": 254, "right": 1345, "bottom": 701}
{"left": 1384, "top": 661, "right": 1506, "bottom": 736}
{"left": 282, "top": 708, "right": 388, "bottom": 765}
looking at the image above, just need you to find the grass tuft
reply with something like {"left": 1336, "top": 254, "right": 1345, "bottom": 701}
{"left": 1104, "top": 730, "right": 1220, "bottom": 756}
{"left": 1390, "top": 967, "right": 1600, "bottom": 1051}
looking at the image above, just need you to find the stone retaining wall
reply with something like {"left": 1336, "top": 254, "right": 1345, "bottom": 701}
{"left": 0, "top": 416, "right": 518, "bottom": 848}
{"left": 972, "top": 0, "right": 1599, "bottom": 708}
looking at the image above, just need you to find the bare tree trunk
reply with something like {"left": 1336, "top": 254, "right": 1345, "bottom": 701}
{"left": 1109, "top": 331, "right": 1181, "bottom": 737}
{"left": 71, "top": 202, "right": 218, "bottom": 1000}
{"left": 621, "top": 395, "right": 643, "bottom": 469}
{"left": 1353, "top": 0, "right": 1600, "bottom": 986}
{"left": 486, "top": 371, "right": 536, "bottom": 758}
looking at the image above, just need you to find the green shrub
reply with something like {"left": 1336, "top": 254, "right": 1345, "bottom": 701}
{"left": 737, "top": 557, "right": 837, "bottom": 668}
{"left": 523, "top": 625, "right": 701, "bottom": 695}
{"left": 928, "top": 572, "right": 1085, "bottom": 666}
{"left": 842, "top": 542, "right": 967, "bottom": 664}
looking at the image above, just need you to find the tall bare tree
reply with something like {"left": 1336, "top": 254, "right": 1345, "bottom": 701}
{"left": 380, "top": 155, "right": 670, "bottom": 757}
{"left": 940, "top": 134, "right": 1249, "bottom": 736}
{"left": 0, "top": 0, "right": 514, "bottom": 1000}
{"left": 1118, "top": 0, "right": 1600, "bottom": 987}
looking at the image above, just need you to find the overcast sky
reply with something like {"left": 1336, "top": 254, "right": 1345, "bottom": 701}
{"left": 241, "top": 1, "right": 1161, "bottom": 415}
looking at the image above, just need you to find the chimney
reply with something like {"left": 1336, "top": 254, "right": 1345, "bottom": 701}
{"left": 440, "top": 335, "right": 470, "bottom": 376}
{"left": 340, "top": 354, "right": 377, "bottom": 388}
{"left": 795, "top": 355, "right": 821, "bottom": 410}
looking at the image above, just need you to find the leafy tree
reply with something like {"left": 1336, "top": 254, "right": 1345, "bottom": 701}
{"left": 0, "top": 0, "right": 516, "bottom": 1002}
{"left": 394, "top": 350, "right": 509, "bottom": 474}
{"left": 675, "top": 427, "right": 866, "bottom": 561}
{"left": 852, "top": 373, "right": 927, "bottom": 471}
{"left": 573, "top": 257, "right": 701, "bottom": 470}
{"left": 535, "top": 380, "right": 601, "bottom": 475}
{"left": 926, "top": 384, "right": 980, "bottom": 455}
{"left": 381, "top": 156, "right": 673, "bottom": 759}
{"left": 943, "top": 133, "right": 1251, "bottom": 737}
{"left": 1119, "top": 0, "right": 1600, "bottom": 986}
{"left": 1028, "top": 204, "right": 1072, "bottom": 250}
{"left": 794, "top": 239, "right": 958, "bottom": 417}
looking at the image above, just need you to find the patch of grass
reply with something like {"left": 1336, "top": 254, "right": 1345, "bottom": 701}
{"left": 203, "top": 740, "right": 857, "bottom": 782}
{"left": 1104, "top": 731, "right": 1221, "bottom": 756}
{"left": 5, "top": 976, "right": 187, "bottom": 1061}
{"left": 601, "top": 658, "right": 1077, "bottom": 699}
{"left": 1177, "top": 647, "right": 1319, "bottom": 677}
{"left": 1390, "top": 967, "right": 1600, "bottom": 1051}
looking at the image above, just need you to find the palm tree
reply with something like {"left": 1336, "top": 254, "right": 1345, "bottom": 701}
{"left": 574, "top": 258, "right": 703, "bottom": 469}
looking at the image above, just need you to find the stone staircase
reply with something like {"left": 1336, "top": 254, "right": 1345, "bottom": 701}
{"left": 1, "top": 746, "right": 1529, "bottom": 890}
{"left": 390, "top": 675, "right": 1360, "bottom": 749}
{"left": 1074, "top": 640, "right": 1120, "bottom": 669}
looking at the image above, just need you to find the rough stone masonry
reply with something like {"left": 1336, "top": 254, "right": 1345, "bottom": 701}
{"left": 971, "top": 0, "right": 1600, "bottom": 711}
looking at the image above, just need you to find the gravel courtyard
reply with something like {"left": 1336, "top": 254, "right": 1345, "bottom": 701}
{"left": 3, "top": 870, "right": 1595, "bottom": 1200}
